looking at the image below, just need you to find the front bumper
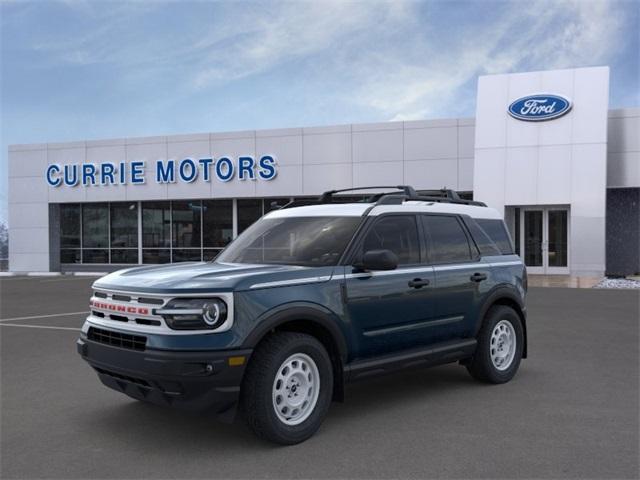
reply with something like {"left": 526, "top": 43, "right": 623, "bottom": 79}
{"left": 77, "top": 336, "right": 252, "bottom": 419}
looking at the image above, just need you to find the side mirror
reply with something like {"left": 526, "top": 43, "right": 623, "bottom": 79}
{"left": 356, "top": 249, "right": 398, "bottom": 271}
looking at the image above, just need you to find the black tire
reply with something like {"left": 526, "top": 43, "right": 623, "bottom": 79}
{"left": 466, "top": 305, "right": 524, "bottom": 384}
{"left": 241, "top": 332, "right": 333, "bottom": 445}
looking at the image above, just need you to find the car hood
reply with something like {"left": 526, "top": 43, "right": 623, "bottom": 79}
{"left": 93, "top": 262, "right": 335, "bottom": 294}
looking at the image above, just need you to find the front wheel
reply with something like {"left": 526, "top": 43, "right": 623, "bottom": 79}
{"left": 241, "top": 332, "right": 333, "bottom": 445}
{"left": 466, "top": 305, "right": 524, "bottom": 384}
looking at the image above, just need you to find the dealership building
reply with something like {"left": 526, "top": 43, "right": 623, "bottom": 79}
{"left": 7, "top": 66, "right": 640, "bottom": 277}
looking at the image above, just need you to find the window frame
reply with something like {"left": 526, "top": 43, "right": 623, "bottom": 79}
{"left": 420, "top": 213, "right": 481, "bottom": 266}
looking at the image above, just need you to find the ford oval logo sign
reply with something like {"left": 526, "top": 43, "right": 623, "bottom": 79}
{"left": 508, "top": 94, "right": 572, "bottom": 121}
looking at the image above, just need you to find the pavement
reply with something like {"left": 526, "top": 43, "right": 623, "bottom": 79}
{"left": 0, "top": 276, "right": 638, "bottom": 479}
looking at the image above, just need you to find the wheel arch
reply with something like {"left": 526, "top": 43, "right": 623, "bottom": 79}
{"left": 477, "top": 287, "right": 528, "bottom": 358}
{"left": 242, "top": 303, "right": 349, "bottom": 402}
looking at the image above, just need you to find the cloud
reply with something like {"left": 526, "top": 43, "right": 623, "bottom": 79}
{"left": 349, "top": 0, "right": 626, "bottom": 120}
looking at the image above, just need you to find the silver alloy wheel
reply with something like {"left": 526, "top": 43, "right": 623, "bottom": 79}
{"left": 490, "top": 320, "right": 516, "bottom": 371}
{"left": 272, "top": 353, "right": 320, "bottom": 426}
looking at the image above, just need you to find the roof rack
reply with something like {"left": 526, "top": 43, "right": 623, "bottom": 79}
{"left": 280, "top": 185, "right": 486, "bottom": 209}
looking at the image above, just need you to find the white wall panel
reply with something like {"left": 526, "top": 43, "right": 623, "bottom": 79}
{"left": 303, "top": 163, "right": 352, "bottom": 194}
{"left": 607, "top": 115, "right": 640, "bottom": 153}
{"left": 571, "top": 143, "right": 607, "bottom": 217}
{"left": 404, "top": 159, "right": 457, "bottom": 190}
{"left": 9, "top": 148, "right": 47, "bottom": 178}
{"left": 9, "top": 253, "right": 50, "bottom": 272}
{"left": 255, "top": 164, "right": 302, "bottom": 197}
{"left": 256, "top": 135, "right": 302, "bottom": 166}
{"left": 8, "top": 227, "right": 49, "bottom": 253}
{"left": 504, "top": 147, "right": 537, "bottom": 205}
{"left": 303, "top": 132, "right": 351, "bottom": 165}
{"left": 10, "top": 176, "right": 49, "bottom": 204}
{"left": 572, "top": 67, "right": 610, "bottom": 145}
{"left": 404, "top": 127, "right": 457, "bottom": 160}
{"left": 9, "top": 203, "right": 49, "bottom": 229}
{"left": 458, "top": 126, "right": 475, "bottom": 159}
{"left": 353, "top": 161, "right": 403, "bottom": 186}
{"left": 607, "top": 152, "right": 640, "bottom": 188}
{"left": 475, "top": 74, "right": 508, "bottom": 148}
{"left": 537, "top": 145, "right": 572, "bottom": 204}
{"left": 473, "top": 148, "right": 506, "bottom": 212}
{"left": 352, "top": 129, "right": 403, "bottom": 163}
{"left": 458, "top": 157, "right": 474, "bottom": 191}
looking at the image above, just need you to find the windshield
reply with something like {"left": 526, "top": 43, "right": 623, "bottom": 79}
{"left": 216, "top": 216, "right": 361, "bottom": 266}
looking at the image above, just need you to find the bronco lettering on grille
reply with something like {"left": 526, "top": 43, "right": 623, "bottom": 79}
{"left": 89, "top": 299, "right": 150, "bottom": 315}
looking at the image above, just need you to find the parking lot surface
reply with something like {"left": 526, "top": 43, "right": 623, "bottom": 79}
{"left": 1, "top": 276, "right": 638, "bottom": 479}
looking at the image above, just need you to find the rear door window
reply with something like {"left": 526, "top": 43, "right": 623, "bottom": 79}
{"left": 422, "top": 215, "right": 474, "bottom": 264}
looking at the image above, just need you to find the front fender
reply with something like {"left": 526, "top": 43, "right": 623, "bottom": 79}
{"left": 241, "top": 302, "right": 349, "bottom": 362}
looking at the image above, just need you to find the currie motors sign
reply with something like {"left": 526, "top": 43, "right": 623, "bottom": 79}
{"left": 508, "top": 94, "right": 572, "bottom": 121}
{"left": 45, "top": 155, "right": 277, "bottom": 187}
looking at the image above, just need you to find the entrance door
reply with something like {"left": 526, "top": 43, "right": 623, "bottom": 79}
{"left": 519, "top": 208, "right": 569, "bottom": 274}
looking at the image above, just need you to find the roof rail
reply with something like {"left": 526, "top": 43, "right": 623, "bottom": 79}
{"left": 318, "top": 185, "right": 417, "bottom": 203}
{"left": 280, "top": 185, "right": 486, "bottom": 209}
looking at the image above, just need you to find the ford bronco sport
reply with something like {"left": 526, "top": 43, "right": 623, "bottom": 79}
{"left": 78, "top": 186, "right": 527, "bottom": 444}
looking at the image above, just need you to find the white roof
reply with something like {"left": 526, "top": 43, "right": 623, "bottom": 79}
{"left": 265, "top": 200, "right": 502, "bottom": 220}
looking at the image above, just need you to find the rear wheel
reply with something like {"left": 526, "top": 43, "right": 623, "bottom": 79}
{"left": 466, "top": 305, "right": 523, "bottom": 383}
{"left": 241, "top": 332, "right": 333, "bottom": 445}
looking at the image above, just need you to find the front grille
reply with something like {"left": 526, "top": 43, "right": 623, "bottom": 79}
{"left": 137, "top": 297, "right": 164, "bottom": 305}
{"left": 87, "top": 326, "right": 147, "bottom": 351}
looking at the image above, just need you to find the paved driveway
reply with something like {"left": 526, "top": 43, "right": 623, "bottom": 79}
{"left": 1, "top": 276, "right": 638, "bottom": 479}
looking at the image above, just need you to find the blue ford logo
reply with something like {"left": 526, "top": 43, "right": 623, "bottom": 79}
{"left": 508, "top": 94, "right": 572, "bottom": 121}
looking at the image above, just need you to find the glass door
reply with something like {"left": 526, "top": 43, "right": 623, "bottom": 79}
{"left": 519, "top": 207, "right": 569, "bottom": 274}
{"left": 523, "top": 210, "right": 544, "bottom": 274}
{"left": 546, "top": 210, "right": 569, "bottom": 274}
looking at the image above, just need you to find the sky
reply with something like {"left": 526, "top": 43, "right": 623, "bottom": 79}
{"left": 1, "top": 0, "right": 639, "bottom": 224}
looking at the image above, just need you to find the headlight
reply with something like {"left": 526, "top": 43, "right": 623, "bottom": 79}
{"left": 156, "top": 298, "right": 228, "bottom": 330}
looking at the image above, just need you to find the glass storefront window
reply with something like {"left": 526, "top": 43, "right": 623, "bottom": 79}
{"left": 142, "top": 202, "right": 171, "bottom": 248}
{"left": 143, "top": 249, "right": 170, "bottom": 264}
{"left": 203, "top": 249, "right": 222, "bottom": 261}
{"left": 82, "top": 204, "right": 109, "bottom": 248}
{"left": 60, "top": 249, "right": 81, "bottom": 264}
{"left": 82, "top": 249, "right": 109, "bottom": 264}
{"left": 111, "top": 249, "right": 138, "bottom": 264}
{"left": 172, "top": 201, "right": 202, "bottom": 248}
{"left": 58, "top": 197, "right": 326, "bottom": 265}
{"left": 172, "top": 249, "right": 202, "bottom": 262}
{"left": 60, "top": 204, "right": 81, "bottom": 248}
{"left": 237, "top": 199, "right": 263, "bottom": 234}
{"left": 203, "top": 200, "right": 233, "bottom": 248}
{"left": 111, "top": 203, "right": 138, "bottom": 248}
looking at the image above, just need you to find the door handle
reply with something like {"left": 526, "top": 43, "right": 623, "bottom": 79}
{"left": 408, "top": 278, "right": 430, "bottom": 288}
{"left": 470, "top": 272, "right": 488, "bottom": 282}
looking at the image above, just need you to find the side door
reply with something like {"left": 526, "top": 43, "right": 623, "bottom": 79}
{"left": 343, "top": 214, "right": 437, "bottom": 358}
{"left": 421, "top": 214, "right": 492, "bottom": 342}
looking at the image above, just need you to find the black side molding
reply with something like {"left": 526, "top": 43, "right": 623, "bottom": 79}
{"left": 344, "top": 338, "right": 477, "bottom": 381}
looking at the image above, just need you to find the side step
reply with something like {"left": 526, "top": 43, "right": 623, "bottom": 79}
{"left": 344, "top": 338, "right": 477, "bottom": 382}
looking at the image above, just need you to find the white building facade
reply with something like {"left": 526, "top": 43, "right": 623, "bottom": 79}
{"left": 8, "top": 66, "right": 640, "bottom": 276}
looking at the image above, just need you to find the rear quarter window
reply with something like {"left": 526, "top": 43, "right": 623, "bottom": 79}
{"left": 475, "top": 219, "right": 514, "bottom": 255}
